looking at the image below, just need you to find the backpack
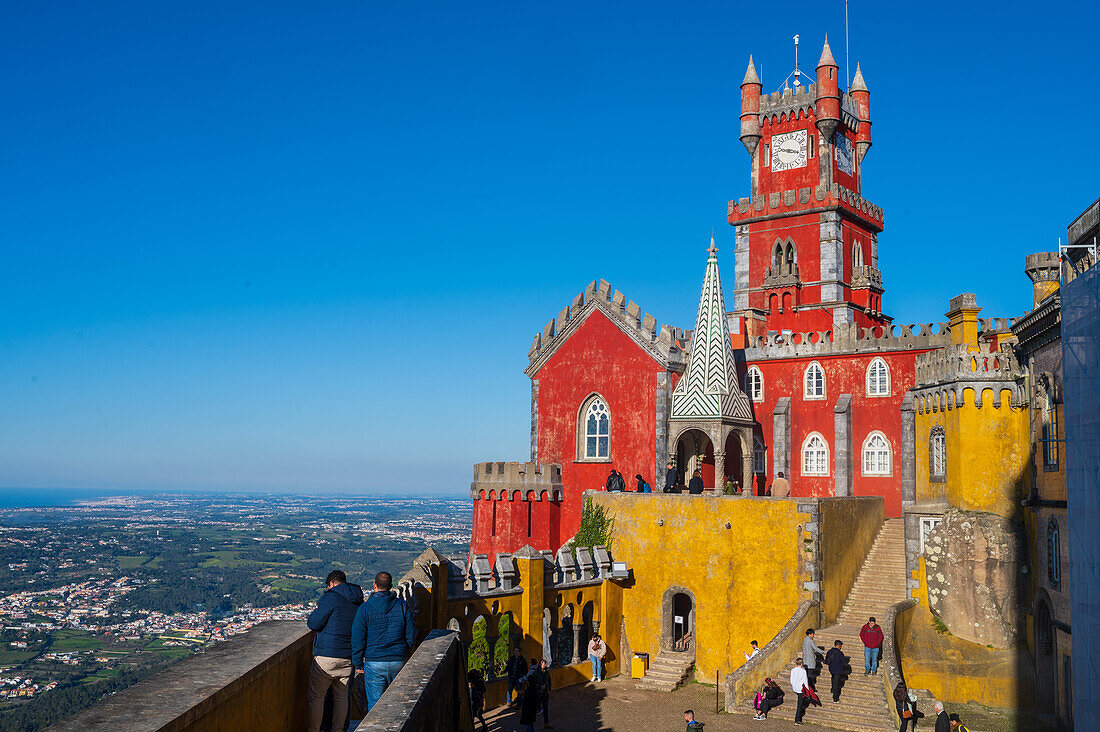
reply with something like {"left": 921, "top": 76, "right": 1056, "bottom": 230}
{"left": 640, "top": 480, "right": 651, "bottom": 493}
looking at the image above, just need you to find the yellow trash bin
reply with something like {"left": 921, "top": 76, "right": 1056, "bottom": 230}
{"left": 631, "top": 652, "right": 650, "bottom": 678}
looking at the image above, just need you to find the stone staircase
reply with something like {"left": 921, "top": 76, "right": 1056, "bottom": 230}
{"left": 637, "top": 649, "right": 694, "bottom": 692}
{"left": 741, "top": 519, "right": 908, "bottom": 731}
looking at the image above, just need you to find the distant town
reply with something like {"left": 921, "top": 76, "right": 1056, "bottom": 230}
{"left": 0, "top": 493, "right": 470, "bottom": 730}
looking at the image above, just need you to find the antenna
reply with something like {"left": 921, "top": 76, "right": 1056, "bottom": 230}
{"left": 793, "top": 34, "right": 801, "bottom": 86}
{"left": 775, "top": 35, "right": 807, "bottom": 92}
{"left": 845, "top": 0, "right": 851, "bottom": 88}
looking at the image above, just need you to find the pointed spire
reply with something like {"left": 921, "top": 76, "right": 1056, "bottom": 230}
{"left": 708, "top": 234, "right": 718, "bottom": 255}
{"left": 816, "top": 35, "right": 838, "bottom": 69}
{"left": 850, "top": 63, "right": 869, "bottom": 92}
{"left": 742, "top": 55, "right": 761, "bottom": 86}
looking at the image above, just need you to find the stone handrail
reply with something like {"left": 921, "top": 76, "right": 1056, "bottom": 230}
{"left": 880, "top": 598, "right": 918, "bottom": 724}
{"left": 724, "top": 600, "right": 820, "bottom": 710}
{"left": 354, "top": 630, "right": 473, "bottom": 732}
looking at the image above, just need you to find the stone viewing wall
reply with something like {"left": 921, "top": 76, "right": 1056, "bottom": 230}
{"left": 46, "top": 621, "right": 312, "bottom": 732}
{"left": 354, "top": 630, "right": 473, "bottom": 732}
{"left": 816, "top": 496, "right": 885, "bottom": 624}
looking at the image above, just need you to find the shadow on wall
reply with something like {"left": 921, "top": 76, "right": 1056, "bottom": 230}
{"left": 484, "top": 684, "right": 609, "bottom": 732}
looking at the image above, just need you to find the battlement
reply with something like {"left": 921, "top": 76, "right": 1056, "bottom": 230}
{"left": 525, "top": 278, "right": 687, "bottom": 375}
{"left": 912, "top": 343, "right": 1026, "bottom": 411}
{"left": 850, "top": 264, "right": 883, "bottom": 290}
{"left": 743, "top": 320, "right": 952, "bottom": 360}
{"left": 1025, "top": 252, "right": 1060, "bottom": 282}
{"left": 470, "top": 461, "right": 563, "bottom": 501}
{"left": 759, "top": 82, "right": 817, "bottom": 123}
{"left": 727, "top": 182, "right": 883, "bottom": 230}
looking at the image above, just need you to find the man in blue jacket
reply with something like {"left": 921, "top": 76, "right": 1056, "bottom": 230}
{"left": 351, "top": 571, "right": 416, "bottom": 712}
{"left": 306, "top": 570, "right": 364, "bottom": 732}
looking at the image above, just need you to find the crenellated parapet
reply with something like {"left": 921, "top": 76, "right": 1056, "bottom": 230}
{"left": 427, "top": 544, "right": 619, "bottom": 600}
{"left": 525, "top": 279, "right": 687, "bottom": 376}
{"left": 727, "top": 182, "right": 884, "bottom": 231}
{"left": 470, "top": 461, "right": 564, "bottom": 501}
{"left": 850, "top": 264, "right": 883, "bottom": 290}
{"left": 744, "top": 320, "right": 952, "bottom": 360}
{"left": 912, "top": 344, "right": 1026, "bottom": 412}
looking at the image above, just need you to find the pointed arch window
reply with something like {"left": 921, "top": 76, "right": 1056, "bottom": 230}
{"left": 1048, "top": 518, "right": 1061, "bottom": 590}
{"left": 929, "top": 426, "right": 946, "bottom": 483}
{"left": 801, "top": 432, "right": 829, "bottom": 476}
{"left": 804, "top": 362, "right": 826, "bottom": 400}
{"left": 753, "top": 437, "right": 767, "bottom": 474}
{"left": 852, "top": 241, "right": 864, "bottom": 267}
{"left": 579, "top": 396, "right": 610, "bottom": 460}
{"left": 867, "top": 357, "right": 890, "bottom": 397}
{"left": 862, "top": 432, "right": 892, "bottom": 476}
{"left": 745, "top": 366, "right": 764, "bottom": 402}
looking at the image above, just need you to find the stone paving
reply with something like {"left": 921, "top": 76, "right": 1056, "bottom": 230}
{"left": 482, "top": 675, "right": 843, "bottom": 731}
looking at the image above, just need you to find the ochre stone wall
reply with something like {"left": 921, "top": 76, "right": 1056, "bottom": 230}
{"left": 915, "top": 389, "right": 1029, "bottom": 516}
{"left": 817, "top": 496, "right": 884, "bottom": 624}
{"left": 899, "top": 557, "right": 1034, "bottom": 710}
{"left": 591, "top": 492, "right": 812, "bottom": 683}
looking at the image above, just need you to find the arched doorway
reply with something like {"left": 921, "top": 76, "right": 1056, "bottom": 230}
{"left": 675, "top": 429, "right": 714, "bottom": 490}
{"left": 661, "top": 586, "right": 696, "bottom": 654}
{"left": 1035, "top": 596, "right": 1056, "bottom": 715}
{"left": 723, "top": 431, "right": 744, "bottom": 491}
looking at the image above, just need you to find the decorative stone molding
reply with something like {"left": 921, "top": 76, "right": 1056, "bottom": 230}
{"left": 470, "top": 462, "right": 564, "bottom": 502}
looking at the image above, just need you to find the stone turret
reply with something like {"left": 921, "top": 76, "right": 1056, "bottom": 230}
{"left": 814, "top": 37, "right": 840, "bottom": 141}
{"left": 739, "top": 56, "right": 763, "bottom": 156}
{"left": 850, "top": 64, "right": 872, "bottom": 162}
{"left": 1024, "top": 252, "right": 1060, "bottom": 308}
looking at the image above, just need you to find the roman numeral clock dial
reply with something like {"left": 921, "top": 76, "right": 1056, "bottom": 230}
{"left": 770, "top": 129, "right": 807, "bottom": 172}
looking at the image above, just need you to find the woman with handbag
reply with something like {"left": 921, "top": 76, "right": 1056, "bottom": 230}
{"left": 894, "top": 681, "right": 921, "bottom": 732}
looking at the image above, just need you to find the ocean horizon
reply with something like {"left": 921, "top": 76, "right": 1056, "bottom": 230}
{"left": 0, "top": 487, "right": 466, "bottom": 509}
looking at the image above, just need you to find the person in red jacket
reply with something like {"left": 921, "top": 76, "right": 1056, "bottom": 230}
{"left": 860, "top": 616, "right": 884, "bottom": 675}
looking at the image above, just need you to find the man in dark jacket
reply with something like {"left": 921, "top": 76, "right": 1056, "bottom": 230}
{"left": 664, "top": 462, "right": 678, "bottom": 493}
{"left": 824, "top": 640, "right": 849, "bottom": 703}
{"left": 688, "top": 469, "right": 705, "bottom": 494}
{"left": 604, "top": 470, "right": 625, "bottom": 492}
{"left": 306, "top": 570, "right": 364, "bottom": 732}
{"left": 351, "top": 571, "right": 416, "bottom": 712}
{"left": 505, "top": 646, "right": 528, "bottom": 703}
{"left": 933, "top": 701, "right": 951, "bottom": 732}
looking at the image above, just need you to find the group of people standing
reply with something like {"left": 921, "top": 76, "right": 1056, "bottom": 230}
{"left": 305, "top": 570, "right": 415, "bottom": 732}
{"left": 605, "top": 463, "right": 794, "bottom": 497}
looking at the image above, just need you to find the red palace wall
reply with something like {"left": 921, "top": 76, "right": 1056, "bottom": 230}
{"left": 470, "top": 489, "right": 561, "bottom": 561}
{"left": 535, "top": 310, "right": 676, "bottom": 543}
{"left": 745, "top": 349, "right": 929, "bottom": 517}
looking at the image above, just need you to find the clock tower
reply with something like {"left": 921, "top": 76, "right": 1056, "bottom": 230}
{"left": 729, "top": 38, "right": 884, "bottom": 337}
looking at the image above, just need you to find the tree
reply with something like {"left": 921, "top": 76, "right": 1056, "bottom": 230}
{"left": 467, "top": 617, "right": 490, "bottom": 677}
{"left": 571, "top": 498, "right": 613, "bottom": 552}
{"left": 493, "top": 614, "right": 512, "bottom": 678}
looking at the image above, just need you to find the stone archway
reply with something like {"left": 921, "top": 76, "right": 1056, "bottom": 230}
{"left": 1035, "top": 592, "right": 1056, "bottom": 715}
{"left": 660, "top": 585, "right": 697, "bottom": 654}
{"left": 673, "top": 428, "right": 714, "bottom": 490}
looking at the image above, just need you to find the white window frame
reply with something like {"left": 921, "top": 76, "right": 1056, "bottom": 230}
{"left": 867, "top": 357, "right": 890, "bottom": 397}
{"left": 579, "top": 396, "right": 610, "bottom": 461}
{"left": 801, "top": 432, "right": 829, "bottom": 476}
{"left": 930, "top": 426, "right": 946, "bottom": 482}
{"left": 803, "top": 362, "right": 826, "bottom": 400}
{"left": 861, "top": 431, "right": 892, "bottom": 476}
{"left": 919, "top": 516, "right": 942, "bottom": 553}
{"left": 745, "top": 367, "right": 764, "bottom": 402}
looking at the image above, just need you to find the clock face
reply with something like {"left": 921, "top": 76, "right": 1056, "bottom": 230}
{"left": 771, "top": 130, "right": 807, "bottom": 172}
{"left": 835, "top": 133, "right": 854, "bottom": 175}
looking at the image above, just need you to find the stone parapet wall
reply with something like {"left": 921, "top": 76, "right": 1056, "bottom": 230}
{"left": 724, "top": 600, "right": 820, "bottom": 709}
{"left": 727, "top": 182, "right": 883, "bottom": 231}
{"left": 816, "top": 496, "right": 885, "bottom": 624}
{"left": 743, "top": 321, "right": 950, "bottom": 361}
{"left": 47, "top": 621, "right": 312, "bottom": 732}
{"left": 469, "top": 461, "right": 563, "bottom": 501}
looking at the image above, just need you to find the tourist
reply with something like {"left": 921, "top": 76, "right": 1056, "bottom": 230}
{"left": 506, "top": 646, "right": 529, "bottom": 704}
{"left": 306, "top": 570, "right": 364, "bottom": 732}
{"left": 801, "top": 629, "right": 825, "bottom": 691}
{"left": 532, "top": 658, "right": 553, "bottom": 728}
{"left": 860, "top": 616, "right": 884, "bottom": 675}
{"left": 771, "top": 471, "right": 790, "bottom": 498}
{"left": 824, "top": 640, "right": 849, "bottom": 703}
{"left": 605, "top": 469, "right": 625, "bottom": 492}
{"left": 948, "top": 712, "right": 970, "bottom": 731}
{"left": 664, "top": 461, "right": 678, "bottom": 493}
{"left": 743, "top": 640, "right": 759, "bottom": 661}
{"left": 723, "top": 475, "right": 736, "bottom": 495}
{"left": 467, "top": 668, "right": 488, "bottom": 732}
{"left": 753, "top": 677, "right": 784, "bottom": 720}
{"left": 587, "top": 633, "right": 607, "bottom": 681}
{"left": 933, "top": 701, "right": 951, "bottom": 732}
{"left": 635, "top": 473, "right": 652, "bottom": 493}
{"left": 350, "top": 571, "right": 415, "bottom": 712}
{"left": 894, "top": 680, "right": 918, "bottom": 732}
{"left": 683, "top": 709, "right": 704, "bottom": 729}
{"left": 518, "top": 676, "right": 539, "bottom": 732}
{"left": 688, "top": 469, "right": 705, "bottom": 495}
{"left": 789, "top": 657, "right": 811, "bottom": 725}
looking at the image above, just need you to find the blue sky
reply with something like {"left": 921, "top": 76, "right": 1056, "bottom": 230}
{"left": 1, "top": 1, "right": 1097, "bottom": 496}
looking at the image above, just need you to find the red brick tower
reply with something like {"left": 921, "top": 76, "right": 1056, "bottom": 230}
{"left": 729, "top": 38, "right": 885, "bottom": 338}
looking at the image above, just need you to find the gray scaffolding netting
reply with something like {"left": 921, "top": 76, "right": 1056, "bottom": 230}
{"left": 1064, "top": 259, "right": 1100, "bottom": 724}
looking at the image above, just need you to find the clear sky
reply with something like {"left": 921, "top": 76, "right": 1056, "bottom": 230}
{"left": 2, "top": 1, "right": 1097, "bottom": 496}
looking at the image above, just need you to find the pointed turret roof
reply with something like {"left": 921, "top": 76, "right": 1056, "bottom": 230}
{"left": 817, "top": 35, "right": 838, "bottom": 68}
{"left": 670, "top": 238, "right": 754, "bottom": 423}
{"left": 742, "top": 55, "right": 761, "bottom": 86}
{"left": 850, "top": 63, "right": 869, "bottom": 92}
